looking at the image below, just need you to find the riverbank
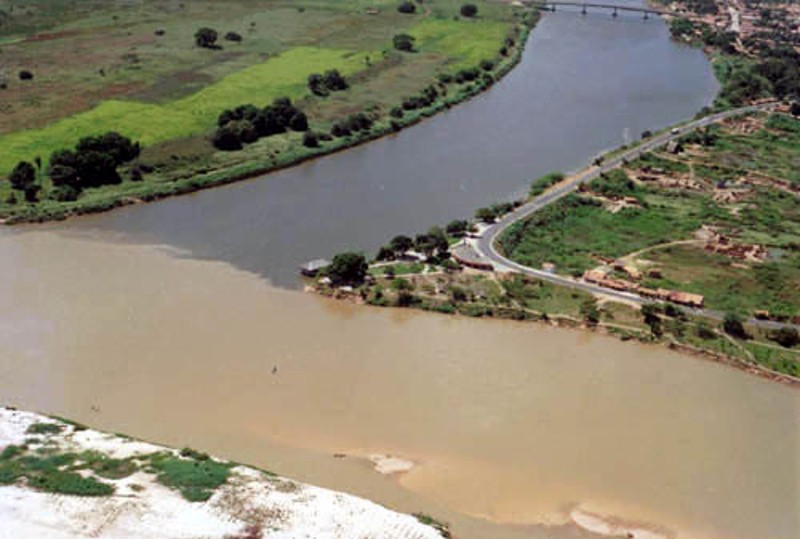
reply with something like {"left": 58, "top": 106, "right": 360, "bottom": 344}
{"left": 0, "top": 406, "right": 448, "bottom": 539}
{"left": 308, "top": 107, "right": 800, "bottom": 384}
{"left": 0, "top": 4, "right": 538, "bottom": 225}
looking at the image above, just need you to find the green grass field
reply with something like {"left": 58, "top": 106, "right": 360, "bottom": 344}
{"left": 0, "top": 46, "right": 370, "bottom": 172}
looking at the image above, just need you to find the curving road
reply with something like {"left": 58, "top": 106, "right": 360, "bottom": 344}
{"left": 472, "top": 101, "right": 796, "bottom": 329}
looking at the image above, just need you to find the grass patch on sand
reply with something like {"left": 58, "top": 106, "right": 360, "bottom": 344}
{"left": 147, "top": 452, "right": 232, "bottom": 502}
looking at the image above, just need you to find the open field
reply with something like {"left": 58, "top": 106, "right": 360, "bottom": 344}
{"left": 0, "top": 0, "right": 533, "bottom": 221}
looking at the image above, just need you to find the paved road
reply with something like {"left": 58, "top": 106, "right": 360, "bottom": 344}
{"left": 473, "top": 102, "right": 796, "bottom": 329}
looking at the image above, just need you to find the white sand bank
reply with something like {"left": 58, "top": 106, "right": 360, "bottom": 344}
{"left": 0, "top": 408, "right": 445, "bottom": 539}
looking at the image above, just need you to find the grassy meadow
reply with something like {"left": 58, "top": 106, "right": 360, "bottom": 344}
{"left": 0, "top": 0, "right": 534, "bottom": 220}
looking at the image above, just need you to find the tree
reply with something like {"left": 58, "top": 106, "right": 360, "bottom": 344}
{"left": 446, "top": 219, "right": 468, "bottom": 237}
{"left": 9, "top": 161, "right": 36, "bottom": 192}
{"left": 791, "top": 102, "right": 800, "bottom": 117}
{"left": 328, "top": 252, "right": 368, "bottom": 284}
{"left": 580, "top": 298, "right": 601, "bottom": 325}
{"left": 460, "top": 3, "right": 478, "bottom": 17}
{"left": 224, "top": 31, "right": 243, "bottom": 42}
{"left": 397, "top": 1, "right": 416, "bottom": 14}
{"left": 695, "top": 321, "right": 716, "bottom": 340}
{"left": 18, "top": 70, "right": 34, "bottom": 81}
{"left": 641, "top": 303, "right": 663, "bottom": 337}
{"left": 194, "top": 27, "right": 218, "bottom": 48}
{"left": 393, "top": 34, "right": 415, "bottom": 52}
{"left": 722, "top": 312, "right": 748, "bottom": 339}
{"left": 289, "top": 112, "right": 309, "bottom": 132}
{"left": 302, "top": 131, "right": 319, "bottom": 148}
{"left": 427, "top": 226, "right": 449, "bottom": 254}
{"left": 475, "top": 207, "right": 496, "bottom": 223}
{"left": 390, "top": 235, "right": 414, "bottom": 255}
{"left": 770, "top": 327, "right": 799, "bottom": 348}
{"left": 76, "top": 132, "right": 140, "bottom": 166}
{"left": 212, "top": 124, "right": 243, "bottom": 151}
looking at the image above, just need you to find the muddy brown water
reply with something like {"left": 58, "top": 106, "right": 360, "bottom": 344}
{"left": 1, "top": 6, "right": 798, "bottom": 539}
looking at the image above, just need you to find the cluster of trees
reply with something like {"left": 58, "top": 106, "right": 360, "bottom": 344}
{"left": 392, "top": 84, "right": 441, "bottom": 117}
{"left": 8, "top": 132, "right": 141, "bottom": 203}
{"left": 475, "top": 200, "right": 521, "bottom": 223}
{"left": 307, "top": 69, "right": 348, "bottom": 97}
{"left": 213, "top": 98, "right": 309, "bottom": 151}
{"left": 376, "top": 226, "right": 451, "bottom": 262}
{"left": 330, "top": 112, "right": 373, "bottom": 138}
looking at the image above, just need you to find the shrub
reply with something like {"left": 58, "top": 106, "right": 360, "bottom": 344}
{"left": 308, "top": 70, "right": 349, "bottom": 96}
{"left": 289, "top": 112, "right": 309, "bottom": 132}
{"left": 18, "top": 70, "right": 34, "bottom": 81}
{"left": 52, "top": 185, "right": 80, "bottom": 202}
{"left": 150, "top": 454, "right": 230, "bottom": 502}
{"left": 480, "top": 59, "right": 495, "bottom": 71}
{"left": 397, "top": 1, "right": 416, "bottom": 14}
{"left": 722, "top": 312, "right": 748, "bottom": 339}
{"left": 390, "top": 106, "right": 404, "bottom": 119}
{"left": 9, "top": 161, "right": 36, "bottom": 192}
{"left": 461, "top": 4, "right": 478, "bottom": 17}
{"left": 28, "top": 470, "right": 114, "bottom": 496}
{"left": 224, "top": 31, "right": 243, "bottom": 42}
{"left": 393, "top": 33, "right": 416, "bottom": 52}
{"left": 769, "top": 327, "right": 799, "bottom": 348}
{"left": 302, "top": 131, "right": 320, "bottom": 148}
{"left": 212, "top": 125, "right": 243, "bottom": 151}
{"left": 194, "top": 27, "right": 218, "bottom": 48}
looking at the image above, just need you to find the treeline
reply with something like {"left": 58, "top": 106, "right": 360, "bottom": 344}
{"left": 213, "top": 98, "right": 309, "bottom": 151}
{"left": 8, "top": 132, "right": 141, "bottom": 203}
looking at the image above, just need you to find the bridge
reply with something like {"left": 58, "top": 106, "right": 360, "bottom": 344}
{"left": 524, "top": 1, "right": 671, "bottom": 18}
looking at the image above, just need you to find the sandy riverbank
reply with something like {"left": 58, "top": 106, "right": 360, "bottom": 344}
{"left": 0, "top": 407, "right": 445, "bottom": 539}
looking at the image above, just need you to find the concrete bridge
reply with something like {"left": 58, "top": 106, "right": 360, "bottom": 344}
{"left": 525, "top": 1, "right": 671, "bottom": 18}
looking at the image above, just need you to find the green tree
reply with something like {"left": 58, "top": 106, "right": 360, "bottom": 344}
{"left": 580, "top": 298, "right": 601, "bottom": 325}
{"left": 9, "top": 161, "right": 36, "bottom": 192}
{"left": 397, "top": 1, "right": 416, "bottom": 14}
{"left": 194, "top": 27, "right": 218, "bottom": 48}
{"left": 722, "top": 312, "right": 748, "bottom": 339}
{"left": 460, "top": 3, "right": 478, "bottom": 17}
{"left": 393, "top": 34, "right": 415, "bottom": 52}
{"left": 389, "top": 235, "right": 414, "bottom": 255}
{"left": 475, "top": 207, "right": 496, "bottom": 223}
{"left": 446, "top": 219, "right": 468, "bottom": 237}
{"left": 328, "top": 252, "right": 368, "bottom": 284}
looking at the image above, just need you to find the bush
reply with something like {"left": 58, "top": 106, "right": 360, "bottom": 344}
{"left": 460, "top": 4, "right": 478, "bottom": 17}
{"left": 480, "top": 59, "right": 495, "bottom": 71}
{"left": 52, "top": 185, "right": 80, "bottom": 202}
{"left": 393, "top": 33, "right": 416, "bottom": 52}
{"left": 10, "top": 161, "right": 36, "bottom": 192}
{"left": 302, "top": 131, "right": 320, "bottom": 148}
{"left": 18, "top": 70, "right": 34, "bottom": 81}
{"left": 722, "top": 312, "right": 748, "bottom": 339}
{"left": 397, "top": 1, "right": 416, "bottom": 14}
{"left": 224, "top": 31, "right": 242, "bottom": 42}
{"left": 150, "top": 454, "right": 230, "bottom": 502}
{"left": 212, "top": 125, "right": 243, "bottom": 151}
{"left": 194, "top": 27, "right": 218, "bottom": 48}
{"left": 769, "top": 327, "right": 799, "bottom": 348}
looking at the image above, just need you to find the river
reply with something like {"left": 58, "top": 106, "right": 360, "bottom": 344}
{"left": 1, "top": 6, "right": 798, "bottom": 539}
